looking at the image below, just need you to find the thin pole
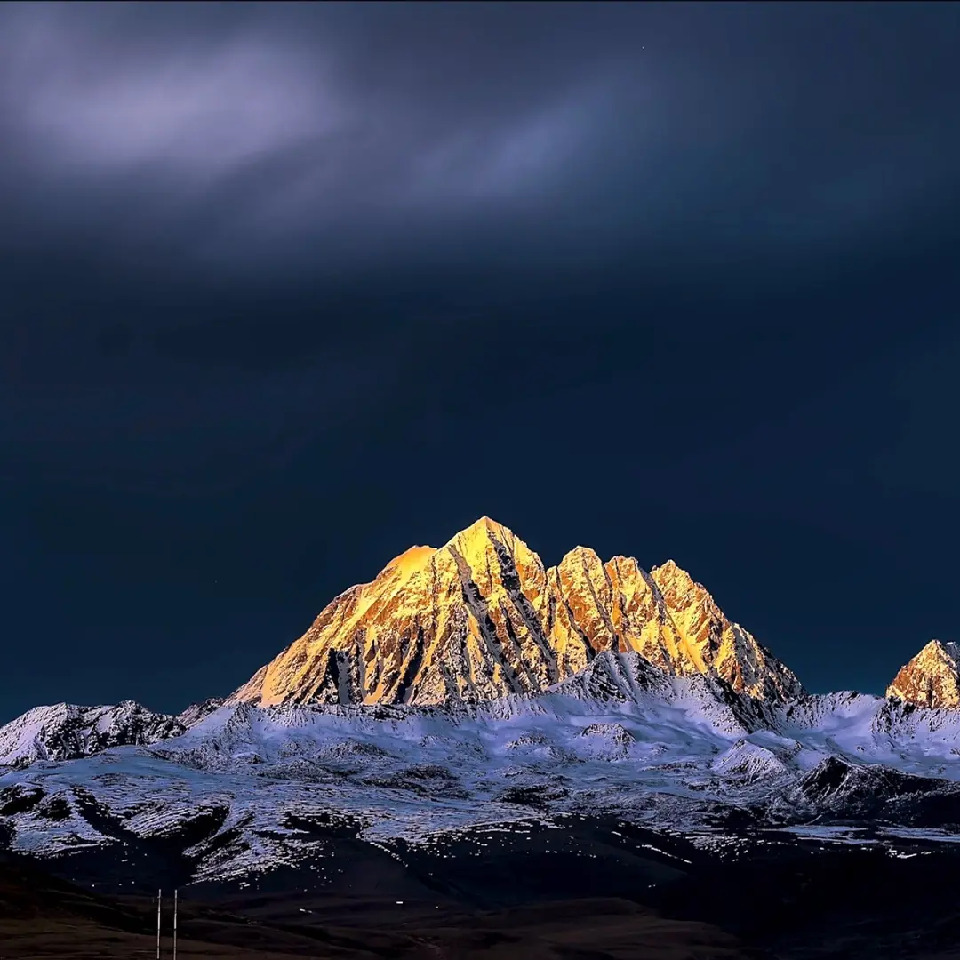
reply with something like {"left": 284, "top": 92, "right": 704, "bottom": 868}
{"left": 173, "top": 889, "right": 178, "bottom": 960}
{"left": 156, "top": 889, "right": 162, "bottom": 960}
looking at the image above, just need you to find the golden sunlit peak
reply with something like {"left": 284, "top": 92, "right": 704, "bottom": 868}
{"left": 650, "top": 560, "right": 700, "bottom": 596}
{"left": 384, "top": 544, "right": 436, "bottom": 579}
{"left": 560, "top": 545, "right": 602, "bottom": 563}
{"left": 474, "top": 515, "right": 508, "bottom": 531}
{"left": 886, "top": 639, "right": 960, "bottom": 708}
{"left": 652, "top": 559, "right": 691, "bottom": 579}
{"left": 231, "top": 519, "right": 805, "bottom": 709}
{"left": 917, "top": 639, "right": 960, "bottom": 663}
{"left": 449, "top": 516, "right": 514, "bottom": 543}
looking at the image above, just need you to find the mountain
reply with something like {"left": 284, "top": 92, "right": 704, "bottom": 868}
{"left": 6, "top": 674, "right": 960, "bottom": 892}
{"left": 230, "top": 517, "right": 804, "bottom": 709}
{"left": 887, "top": 640, "right": 960, "bottom": 708}
{"left": 9, "top": 518, "right": 960, "bottom": 905}
{"left": 0, "top": 701, "right": 184, "bottom": 769}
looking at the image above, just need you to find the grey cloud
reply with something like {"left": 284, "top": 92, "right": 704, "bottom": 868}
{"left": 0, "top": 5, "right": 618, "bottom": 253}
{"left": 1, "top": 2, "right": 957, "bottom": 284}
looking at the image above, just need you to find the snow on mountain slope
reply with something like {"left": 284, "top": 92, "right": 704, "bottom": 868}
{"left": 230, "top": 517, "right": 804, "bottom": 709}
{"left": 2, "top": 518, "right": 959, "bottom": 889}
{"left": 767, "top": 691, "right": 960, "bottom": 777}
{"left": 0, "top": 701, "right": 184, "bottom": 769}
{"left": 0, "top": 665, "right": 760, "bottom": 883}
{"left": 176, "top": 698, "right": 225, "bottom": 727}
{"left": 5, "top": 654, "right": 960, "bottom": 888}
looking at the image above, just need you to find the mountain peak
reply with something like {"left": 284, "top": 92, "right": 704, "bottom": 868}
{"left": 923, "top": 638, "right": 955, "bottom": 657}
{"left": 475, "top": 515, "right": 505, "bottom": 530}
{"left": 651, "top": 559, "right": 694, "bottom": 588}
{"left": 230, "top": 523, "right": 804, "bottom": 709}
{"left": 887, "top": 639, "right": 960, "bottom": 708}
{"left": 445, "top": 516, "right": 515, "bottom": 547}
{"left": 0, "top": 701, "right": 183, "bottom": 767}
{"left": 383, "top": 544, "right": 437, "bottom": 579}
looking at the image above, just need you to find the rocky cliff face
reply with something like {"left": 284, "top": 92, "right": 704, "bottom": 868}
{"left": 887, "top": 640, "right": 960, "bottom": 708}
{"left": 230, "top": 517, "right": 804, "bottom": 708}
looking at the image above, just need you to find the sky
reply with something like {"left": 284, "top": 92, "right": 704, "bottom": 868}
{"left": 1, "top": 2, "right": 959, "bottom": 721}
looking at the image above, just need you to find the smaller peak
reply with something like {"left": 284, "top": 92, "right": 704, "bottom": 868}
{"left": 383, "top": 544, "right": 436, "bottom": 579}
{"left": 605, "top": 554, "right": 644, "bottom": 577}
{"left": 17, "top": 702, "right": 73, "bottom": 718}
{"left": 651, "top": 558, "right": 694, "bottom": 581}
{"left": 919, "top": 639, "right": 959, "bottom": 660}
{"left": 887, "top": 639, "right": 960, "bottom": 708}
{"left": 558, "top": 544, "right": 602, "bottom": 564}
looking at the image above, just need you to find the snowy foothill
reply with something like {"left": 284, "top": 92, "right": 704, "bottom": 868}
{"left": 4, "top": 652, "right": 960, "bottom": 886}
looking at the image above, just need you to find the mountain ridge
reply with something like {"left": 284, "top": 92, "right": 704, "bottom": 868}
{"left": 3, "top": 519, "right": 960, "bottom": 894}
{"left": 2, "top": 516, "right": 957, "bottom": 739}
{"left": 229, "top": 517, "right": 805, "bottom": 709}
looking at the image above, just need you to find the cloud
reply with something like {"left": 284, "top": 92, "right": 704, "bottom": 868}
{"left": 0, "top": 2, "right": 956, "bottom": 286}
{"left": 0, "top": 3, "right": 628, "bottom": 277}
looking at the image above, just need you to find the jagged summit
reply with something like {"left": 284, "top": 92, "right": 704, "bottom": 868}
{"left": 446, "top": 515, "right": 512, "bottom": 542}
{"left": 230, "top": 518, "right": 804, "bottom": 709}
{"left": 887, "top": 639, "right": 960, "bottom": 708}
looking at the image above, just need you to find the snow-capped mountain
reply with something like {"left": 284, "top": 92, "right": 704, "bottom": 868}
{"left": 230, "top": 517, "right": 803, "bottom": 709}
{"left": 0, "top": 701, "right": 184, "bottom": 769}
{"left": 887, "top": 639, "right": 960, "bottom": 708}
{"left": 5, "top": 656, "right": 960, "bottom": 891}
{"left": 3, "top": 519, "right": 960, "bottom": 893}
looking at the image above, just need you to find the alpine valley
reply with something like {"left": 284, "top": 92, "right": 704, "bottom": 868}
{"left": 5, "top": 518, "right": 960, "bottom": 959}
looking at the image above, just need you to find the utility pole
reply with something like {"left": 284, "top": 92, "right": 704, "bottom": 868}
{"left": 173, "top": 889, "right": 178, "bottom": 960}
{"left": 156, "top": 889, "right": 162, "bottom": 960}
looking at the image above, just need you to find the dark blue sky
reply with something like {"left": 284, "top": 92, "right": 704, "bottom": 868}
{"left": 1, "top": 2, "right": 959, "bottom": 722}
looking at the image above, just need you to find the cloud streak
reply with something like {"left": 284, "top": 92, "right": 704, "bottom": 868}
{"left": 1, "top": 2, "right": 955, "bottom": 284}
